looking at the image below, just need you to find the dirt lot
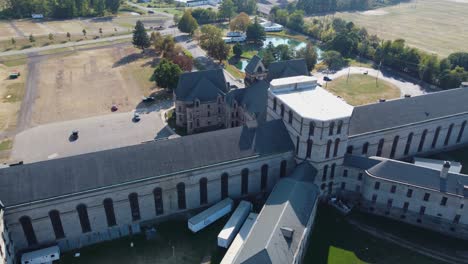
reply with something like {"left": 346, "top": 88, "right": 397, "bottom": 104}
{"left": 32, "top": 46, "right": 155, "bottom": 125}
{"left": 0, "top": 63, "right": 26, "bottom": 133}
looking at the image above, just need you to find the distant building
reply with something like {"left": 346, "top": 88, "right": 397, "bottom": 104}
{"left": 31, "top": 14, "right": 44, "bottom": 19}
{"left": 260, "top": 21, "right": 283, "bottom": 32}
{"left": 244, "top": 55, "right": 267, "bottom": 86}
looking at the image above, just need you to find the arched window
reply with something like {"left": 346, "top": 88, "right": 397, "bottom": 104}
{"left": 221, "top": 173, "right": 229, "bottom": 199}
{"left": 418, "top": 129, "right": 428, "bottom": 152}
{"left": 261, "top": 164, "right": 268, "bottom": 191}
{"left": 346, "top": 145, "right": 353, "bottom": 154}
{"left": 337, "top": 121, "right": 343, "bottom": 134}
{"left": 103, "top": 198, "right": 117, "bottom": 227}
{"left": 128, "top": 193, "right": 141, "bottom": 221}
{"left": 329, "top": 122, "right": 335, "bottom": 136}
{"left": 288, "top": 110, "right": 293, "bottom": 124}
{"left": 153, "top": 187, "right": 164, "bottom": 215}
{"left": 457, "top": 121, "right": 467, "bottom": 143}
{"left": 309, "top": 121, "right": 315, "bottom": 136}
{"left": 362, "top": 142, "right": 369, "bottom": 155}
{"left": 177, "top": 183, "right": 186, "bottom": 210}
{"left": 199, "top": 178, "right": 208, "bottom": 205}
{"left": 296, "top": 136, "right": 300, "bottom": 156}
{"left": 390, "top": 135, "right": 399, "bottom": 159}
{"left": 376, "top": 139, "right": 384, "bottom": 157}
{"left": 404, "top": 133, "right": 413, "bottom": 156}
{"left": 322, "top": 165, "right": 328, "bottom": 181}
{"left": 77, "top": 204, "right": 91, "bottom": 233}
{"left": 241, "top": 169, "right": 249, "bottom": 195}
{"left": 333, "top": 138, "right": 340, "bottom": 157}
{"left": 280, "top": 104, "right": 285, "bottom": 118}
{"left": 326, "top": 140, "right": 332, "bottom": 158}
{"left": 445, "top": 124, "right": 454, "bottom": 146}
{"left": 306, "top": 139, "right": 313, "bottom": 158}
{"left": 20, "top": 216, "right": 37, "bottom": 246}
{"left": 432, "top": 126, "right": 441, "bottom": 149}
{"left": 330, "top": 163, "right": 336, "bottom": 179}
{"left": 273, "top": 97, "right": 277, "bottom": 111}
{"left": 49, "top": 210, "right": 65, "bottom": 239}
{"left": 280, "top": 160, "right": 287, "bottom": 178}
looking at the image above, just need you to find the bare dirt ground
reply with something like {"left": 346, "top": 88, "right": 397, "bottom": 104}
{"left": 31, "top": 46, "right": 147, "bottom": 125}
{"left": 0, "top": 64, "right": 26, "bottom": 134}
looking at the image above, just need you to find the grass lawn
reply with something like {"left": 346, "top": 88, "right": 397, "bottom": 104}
{"left": 304, "top": 205, "right": 445, "bottom": 264}
{"left": 225, "top": 63, "right": 245, "bottom": 80}
{"left": 0, "top": 55, "right": 27, "bottom": 67}
{"left": 325, "top": 74, "right": 400, "bottom": 106}
{"left": 0, "top": 139, "right": 12, "bottom": 151}
{"left": 3, "top": 82, "right": 25, "bottom": 103}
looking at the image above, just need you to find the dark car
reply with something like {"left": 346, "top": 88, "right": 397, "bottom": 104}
{"left": 70, "top": 130, "right": 79, "bottom": 141}
{"left": 133, "top": 113, "right": 141, "bottom": 122}
{"left": 323, "top": 76, "right": 332, "bottom": 82}
{"left": 142, "top": 96, "right": 155, "bottom": 103}
{"left": 148, "top": 10, "right": 155, "bottom": 14}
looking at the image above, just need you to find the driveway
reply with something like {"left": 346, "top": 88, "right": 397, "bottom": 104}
{"left": 10, "top": 103, "right": 174, "bottom": 163}
{"left": 314, "top": 66, "right": 427, "bottom": 96}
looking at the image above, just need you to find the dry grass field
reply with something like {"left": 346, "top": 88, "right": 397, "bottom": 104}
{"left": 316, "top": 0, "right": 468, "bottom": 57}
{"left": 0, "top": 63, "right": 26, "bottom": 132}
{"left": 31, "top": 46, "right": 155, "bottom": 125}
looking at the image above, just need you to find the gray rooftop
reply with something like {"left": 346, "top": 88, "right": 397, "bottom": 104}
{"left": 0, "top": 120, "right": 294, "bottom": 207}
{"left": 174, "top": 69, "right": 229, "bottom": 102}
{"left": 232, "top": 163, "right": 319, "bottom": 264}
{"left": 226, "top": 81, "right": 270, "bottom": 122}
{"left": 244, "top": 55, "right": 263, "bottom": 75}
{"left": 367, "top": 158, "right": 468, "bottom": 197}
{"left": 266, "top": 59, "right": 309, "bottom": 82}
{"left": 343, "top": 155, "right": 382, "bottom": 170}
{"left": 349, "top": 88, "right": 468, "bottom": 136}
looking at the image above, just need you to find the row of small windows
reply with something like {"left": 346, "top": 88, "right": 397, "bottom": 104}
{"left": 349, "top": 121, "right": 467, "bottom": 157}
{"left": 325, "top": 139, "right": 340, "bottom": 158}
{"left": 19, "top": 162, "right": 287, "bottom": 246}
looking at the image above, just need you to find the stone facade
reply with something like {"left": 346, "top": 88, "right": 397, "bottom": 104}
{"left": 175, "top": 96, "right": 226, "bottom": 134}
{"left": 0, "top": 205, "right": 14, "bottom": 264}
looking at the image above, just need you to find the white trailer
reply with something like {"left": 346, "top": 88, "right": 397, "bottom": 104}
{"left": 188, "top": 198, "right": 233, "bottom": 233}
{"left": 21, "top": 245, "right": 60, "bottom": 264}
{"left": 217, "top": 200, "right": 252, "bottom": 248}
{"left": 220, "top": 213, "right": 258, "bottom": 264}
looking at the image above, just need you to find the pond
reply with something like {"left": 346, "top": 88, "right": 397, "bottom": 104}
{"left": 235, "top": 36, "right": 323, "bottom": 72}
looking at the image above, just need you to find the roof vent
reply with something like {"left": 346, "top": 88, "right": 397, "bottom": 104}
{"left": 280, "top": 226, "right": 294, "bottom": 239}
{"left": 440, "top": 161, "right": 451, "bottom": 179}
{"left": 378, "top": 98, "right": 386, "bottom": 103}
{"left": 404, "top": 94, "right": 411, "bottom": 98}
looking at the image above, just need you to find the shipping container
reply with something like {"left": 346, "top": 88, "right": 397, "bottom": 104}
{"left": 220, "top": 213, "right": 258, "bottom": 264}
{"left": 188, "top": 198, "right": 233, "bottom": 233}
{"left": 217, "top": 200, "right": 252, "bottom": 248}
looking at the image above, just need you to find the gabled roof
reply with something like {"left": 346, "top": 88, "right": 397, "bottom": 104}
{"left": 348, "top": 88, "right": 468, "bottom": 136}
{"left": 226, "top": 81, "right": 270, "bottom": 122}
{"left": 0, "top": 120, "right": 294, "bottom": 207}
{"left": 174, "top": 69, "right": 228, "bottom": 102}
{"left": 367, "top": 158, "right": 468, "bottom": 197}
{"left": 266, "top": 59, "right": 309, "bottom": 82}
{"left": 245, "top": 55, "right": 263, "bottom": 74}
{"left": 232, "top": 163, "right": 319, "bottom": 264}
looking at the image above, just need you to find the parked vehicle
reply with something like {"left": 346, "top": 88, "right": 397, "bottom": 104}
{"left": 9, "top": 70, "right": 20, "bottom": 79}
{"left": 328, "top": 197, "right": 353, "bottom": 215}
{"left": 218, "top": 200, "right": 252, "bottom": 248}
{"left": 70, "top": 130, "right": 79, "bottom": 140}
{"left": 111, "top": 105, "right": 118, "bottom": 112}
{"left": 188, "top": 198, "right": 233, "bottom": 233}
{"left": 133, "top": 113, "right": 141, "bottom": 122}
{"left": 21, "top": 245, "right": 60, "bottom": 264}
{"left": 142, "top": 96, "right": 155, "bottom": 103}
{"left": 220, "top": 213, "right": 258, "bottom": 264}
{"left": 323, "top": 76, "right": 332, "bottom": 82}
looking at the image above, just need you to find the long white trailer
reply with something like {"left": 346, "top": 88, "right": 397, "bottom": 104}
{"left": 217, "top": 200, "right": 252, "bottom": 248}
{"left": 188, "top": 198, "right": 233, "bottom": 233}
{"left": 220, "top": 213, "right": 258, "bottom": 264}
{"left": 21, "top": 245, "right": 60, "bottom": 264}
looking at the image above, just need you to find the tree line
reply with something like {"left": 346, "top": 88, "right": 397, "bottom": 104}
{"left": 1, "top": 0, "right": 121, "bottom": 19}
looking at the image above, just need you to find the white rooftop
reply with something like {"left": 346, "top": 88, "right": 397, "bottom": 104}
{"left": 270, "top": 75, "right": 353, "bottom": 121}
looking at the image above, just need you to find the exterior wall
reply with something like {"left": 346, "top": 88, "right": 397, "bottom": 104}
{"left": 348, "top": 113, "right": 468, "bottom": 160}
{"left": 359, "top": 172, "right": 468, "bottom": 239}
{"left": 4, "top": 152, "right": 295, "bottom": 253}
{"left": 175, "top": 97, "right": 226, "bottom": 134}
{"left": 244, "top": 62, "right": 267, "bottom": 86}
{"left": 295, "top": 195, "right": 318, "bottom": 264}
{"left": 0, "top": 208, "right": 14, "bottom": 264}
{"left": 225, "top": 101, "right": 245, "bottom": 129}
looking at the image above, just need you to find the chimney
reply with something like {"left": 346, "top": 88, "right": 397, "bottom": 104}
{"left": 440, "top": 161, "right": 451, "bottom": 179}
{"left": 280, "top": 226, "right": 294, "bottom": 239}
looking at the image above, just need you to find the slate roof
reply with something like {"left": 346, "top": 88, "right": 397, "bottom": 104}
{"left": 174, "top": 69, "right": 228, "bottom": 102}
{"left": 348, "top": 88, "right": 468, "bottom": 136}
{"left": 245, "top": 55, "right": 262, "bottom": 75}
{"left": 266, "top": 59, "right": 309, "bottom": 82}
{"left": 232, "top": 163, "right": 319, "bottom": 264}
{"left": 367, "top": 158, "right": 468, "bottom": 197}
{"left": 343, "top": 155, "right": 382, "bottom": 170}
{"left": 0, "top": 120, "right": 294, "bottom": 207}
{"left": 225, "top": 81, "right": 270, "bottom": 122}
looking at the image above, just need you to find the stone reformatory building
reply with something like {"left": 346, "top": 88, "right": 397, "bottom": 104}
{"left": 3, "top": 58, "right": 468, "bottom": 263}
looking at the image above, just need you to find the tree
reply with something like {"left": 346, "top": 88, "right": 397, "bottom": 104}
{"left": 161, "top": 36, "right": 176, "bottom": 58}
{"left": 173, "top": 14, "right": 180, "bottom": 26}
{"left": 276, "top": 44, "right": 293, "bottom": 60}
{"left": 151, "top": 59, "right": 182, "bottom": 90}
{"left": 151, "top": 31, "right": 163, "bottom": 52}
{"left": 296, "top": 43, "right": 318, "bottom": 71}
{"left": 229, "top": 12, "right": 251, "bottom": 32}
{"left": 173, "top": 55, "right": 194, "bottom": 71}
{"left": 419, "top": 54, "right": 440, "bottom": 83}
{"left": 233, "top": 42, "right": 243, "bottom": 57}
{"left": 48, "top": 33, "right": 54, "bottom": 41}
{"left": 200, "top": 25, "right": 223, "bottom": 50}
{"left": 105, "top": 0, "right": 121, "bottom": 14}
{"left": 209, "top": 39, "right": 230, "bottom": 62}
{"left": 233, "top": 0, "right": 257, "bottom": 14}
{"left": 323, "top": 50, "right": 346, "bottom": 71}
{"left": 274, "top": 9, "right": 288, "bottom": 26}
{"left": 287, "top": 10, "right": 304, "bottom": 32}
{"left": 99, "top": 28, "right": 103, "bottom": 37}
{"left": 66, "top": 32, "right": 71, "bottom": 41}
{"left": 95, "top": 0, "right": 105, "bottom": 16}
{"left": 178, "top": 11, "right": 199, "bottom": 36}
{"left": 132, "top": 20, "right": 150, "bottom": 51}
{"left": 448, "top": 52, "right": 468, "bottom": 71}
{"left": 11, "top": 38, "right": 16, "bottom": 47}
{"left": 262, "top": 50, "right": 275, "bottom": 68}
{"left": 439, "top": 66, "right": 468, "bottom": 89}
{"left": 82, "top": 29, "right": 87, "bottom": 38}
{"left": 219, "top": 0, "right": 235, "bottom": 22}
{"left": 246, "top": 17, "right": 266, "bottom": 44}
{"left": 29, "top": 34, "right": 35, "bottom": 43}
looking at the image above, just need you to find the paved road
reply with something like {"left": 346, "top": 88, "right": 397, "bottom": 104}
{"left": 314, "top": 66, "right": 426, "bottom": 97}
{"left": 11, "top": 102, "right": 174, "bottom": 163}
